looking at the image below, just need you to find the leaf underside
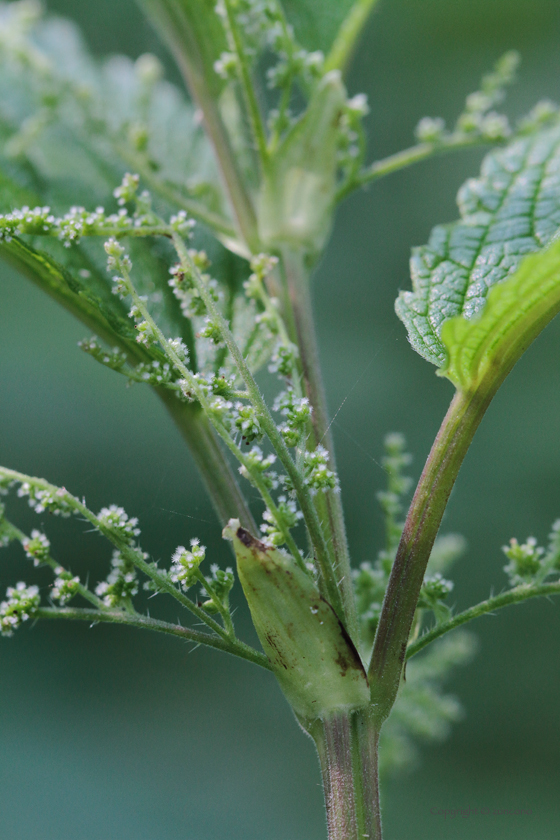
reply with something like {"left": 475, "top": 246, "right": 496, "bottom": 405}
{"left": 440, "top": 238, "right": 560, "bottom": 390}
{"left": 0, "top": 7, "right": 273, "bottom": 379}
{"left": 396, "top": 124, "right": 560, "bottom": 368}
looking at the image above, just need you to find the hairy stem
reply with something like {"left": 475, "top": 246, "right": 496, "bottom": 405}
{"left": 158, "top": 391, "right": 257, "bottom": 532}
{"left": 280, "top": 248, "right": 358, "bottom": 641}
{"left": 310, "top": 710, "right": 382, "bottom": 840}
{"left": 368, "top": 384, "right": 497, "bottom": 723}
{"left": 35, "top": 607, "right": 271, "bottom": 669}
{"left": 407, "top": 578, "right": 560, "bottom": 660}
{"left": 222, "top": 0, "right": 268, "bottom": 167}
{"left": 338, "top": 136, "right": 493, "bottom": 201}
{"left": 325, "top": 0, "right": 382, "bottom": 75}
{"left": 172, "top": 235, "right": 345, "bottom": 618}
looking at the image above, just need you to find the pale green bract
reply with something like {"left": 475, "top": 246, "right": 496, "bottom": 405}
{"left": 396, "top": 124, "right": 560, "bottom": 369}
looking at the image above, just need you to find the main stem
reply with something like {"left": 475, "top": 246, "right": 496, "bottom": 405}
{"left": 311, "top": 710, "right": 383, "bottom": 840}
{"left": 280, "top": 248, "right": 358, "bottom": 640}
{"left": 368, "top": 383, "right": 497, "bottom": 722}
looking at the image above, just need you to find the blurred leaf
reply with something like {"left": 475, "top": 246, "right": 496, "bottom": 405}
{"left": 396, "top": 124, "right": 560, "bottom": 368}
{"left": 0, "top": 235, "right": 143, "bottom": 359}
{"left": 0, "top": 6, "right": 226, "bottom": 217}
{"left": 0, "top": 4, "right": 264, "bottom": 370}
{"left": 440, "top": 238, "right": 560, "bottom": 390}
{"left": 380, "top": 632, "right": 476, "bottom": 777}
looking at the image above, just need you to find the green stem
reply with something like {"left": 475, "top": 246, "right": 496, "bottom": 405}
{"left": 35, "top": 607, "right": 271, "bottom": 669}
{"left": 407, "top": 578, "right": 560, "bottom": 660}
{"left": 158, "top": 392, "right": 257, "bottom": 532}
{"left": 193, "top": 568, "right": 235, "bottom": 637}
{"left": 310, "top": 709, "right": 383, "bottom": 840}
{"left": 223, "top": 0, "right": 269, "bottom": 167}
{"left": 280, "top": 248, "right": 358, "bottom": 641}
{"left": 325, "top": 0, "right": 382, "bottom": 75}
{"left": 368, "top": 384, "right": 497, "bottom": 723}
{"left": 339, "top": 136, "right": 492, "bottom": 201}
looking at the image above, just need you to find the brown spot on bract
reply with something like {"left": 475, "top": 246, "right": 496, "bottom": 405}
{"left": 236, "top": 527, "right": 270, "bottom": 552}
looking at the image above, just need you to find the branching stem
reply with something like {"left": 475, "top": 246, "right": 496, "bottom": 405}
{"left": 407, "top": 578, "right": 560, "bottom": 660}
{"left": 35, "top": 607, "right": 271, "bottom": 669}
{"left": 338, "top": 135, "right": 492, "bottom": 201}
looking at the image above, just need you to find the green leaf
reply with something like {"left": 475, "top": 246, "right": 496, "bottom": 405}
{"left": 396, "top": 124, "right": 560, "bottom": 369}
{"left": 0, "top": 235, "right": 144, "bottom": 360}
{"left": 440, "top": 238, "right": 560, "bottom": 390}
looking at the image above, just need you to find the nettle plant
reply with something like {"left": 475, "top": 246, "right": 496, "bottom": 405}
{"left": 2, "top": 1, "right": 560, "bottom": 837}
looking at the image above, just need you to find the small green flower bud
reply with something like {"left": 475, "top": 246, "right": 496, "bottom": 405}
{"left": 22, "top": 529, "right": 50, "bottom": 566}
{"left": 169, "top": 539, "right": 205, "bottom": 589}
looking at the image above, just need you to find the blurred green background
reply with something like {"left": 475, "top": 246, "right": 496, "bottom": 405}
{"left": 1, "top": 0, "right": 560, "bottom": 837}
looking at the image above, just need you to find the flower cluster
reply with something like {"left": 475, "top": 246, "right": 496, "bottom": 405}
{"left": 22, "top": 530, "right": 51, "bottom": 566}
{"left": 130, "top": 360, "right": 176, "bottom": 388}
{"left": 0, "top": 204, "right": 146, "bottom": 246}
{"left": 17, "top": 482, "right": 73, "bottom": 517}
{"left": 503, "top": 536, "right": 544, "bottom": 586}
{"left": 78, "top": 338, "right": 128, "bottom": 373}
{"left": 417, "top": 573, "right": 454, "bottom": 624}
{"left": 95, "top": 551, "right": 138, "bottom": 607}
{"left": 114, "top": 172, "right": 140, "bottom": 205}
{"left": 274, "top": 389, "right": 311, "bottom": 447}
{"left": 97, "top": 505, "right": 140, "bottom": 544}
{"left": 169, "top": 539, "right": 205, "bottom": 590}
{"left": 301, "top": 445, "right": 339, "bottom": 495}
{"left": 243, "top": 253, "right": 279, "bottom": 299}
{"left": 260, "top": 496, "right": 302, "bottom": 546}
{"left": 169, "top": 210, "right": 195, "bottom": 236}
{"left": 268, "top": 342, "right": 298, "bottom": 378}
{"left": 199, "top": 318, "right": 224, "bottom": 346}
{"left": 238, "top": 446, "right": 278, "bottom": 489}
{"left": 234, "top": 402, "right": 263, "bottom": 444}
{"left": 0, "top": 582, "right": 40, "bottom": 636}
{"left": 52, "top": 569, "right": 81, "bottom": 605}
{"left": 338, "top": 93, "right": 369, "bottom": 175}
{"left": 415, "top": 51, "right": 520, "bottom": 146}
{"left": 168, "top": 257, "right": 219, "bottom": 319}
